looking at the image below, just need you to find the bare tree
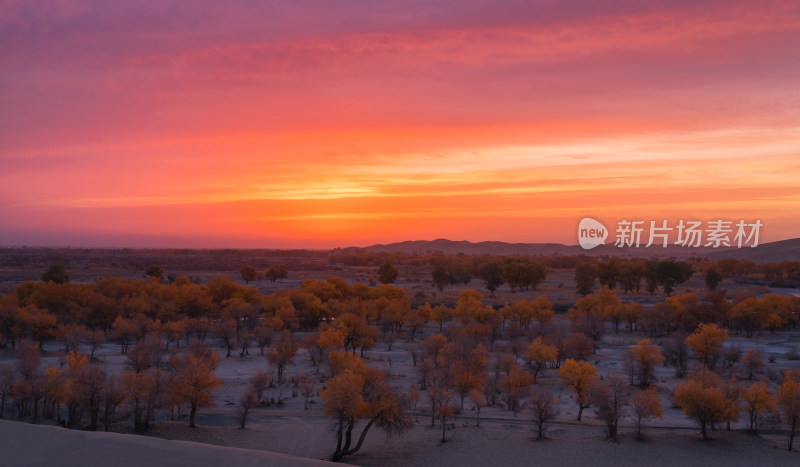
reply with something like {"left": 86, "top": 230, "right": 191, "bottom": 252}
{"left": 213, "top": 318, "right": 237, "bottom": 358}
{"left": 249, "top": 370, "right": 270, "bottom": 402}
{"left": 237, "top": 329, "right": 253, "bottom": 358}
{"left": 126, "top": 333, "right": 164, "bottom": 373}
{"left": 592, "top": 373, "right": 628, "bottom": 442}
{"left": 122, "top": 368, "right": 167, "bottom": 434}
{"left": 742, "top": 348, "right": 764, "bottom": 380}
{"left": 16, "top": 340, "right": 41, "bottom": 381}
{"left": 0, "top": 364, "right": 14, "bottom": 419}
{"left": 238, "top": 388, "right": 260, "bottom": 428}
{"left": 299, "top": 374, "right": 316, "bottom": 409}
{"left": 101, "top": 376, "right": 123, "bottom": 431}
{"left": 661, "top": 337, "right": 689, "bottom": 378}
{"left": 254, "top": 324, "right": 274, "bottom": 356}
{"left": 631, "top": 387, "right": 663, "bottom": 440}
{"left": 75, "top": 365, "right": 108, "bottom": 431}
{"left": 468, "top": 389, "right": 485, "bottom": 427}
{"left": 529, "top": 388, "right": 559, "bottom": 440}
{"left": 88, "top": 329, "right": 105, "bottom": 360}
{"left": 59, "top": 324, "right": 89, "bottom": 354}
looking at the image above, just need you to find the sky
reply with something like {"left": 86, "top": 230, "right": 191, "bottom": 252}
{"left": 1, "top": 0, "right": 799, "bottom": 249}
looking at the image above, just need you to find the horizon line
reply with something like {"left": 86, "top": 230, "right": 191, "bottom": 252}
{"left": 2, "top": 236, "right": 797, "bottom": 252}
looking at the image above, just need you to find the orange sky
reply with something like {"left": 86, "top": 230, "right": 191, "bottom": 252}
{"left": 1, "top": 0, "right": 799, "bottom": 248}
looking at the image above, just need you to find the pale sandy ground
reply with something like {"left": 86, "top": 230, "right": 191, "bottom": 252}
{"left": 147, "top": 410, "right": 800, "bottom": 467}
{"left": 142, "top": 324, "right": 800, "bottom": 467}
{"left": 0, "top": 419, "right": 337, "bottom": 467}
{"left": 3, "top": 413, "right": 798, "bottom": 467}
{"left": 4, "top": 315, "right": 800, "bottom": 466}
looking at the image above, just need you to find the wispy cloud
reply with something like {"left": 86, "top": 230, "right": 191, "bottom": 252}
{"left": 1, "top": 1, "right": 798, "bottom": 246}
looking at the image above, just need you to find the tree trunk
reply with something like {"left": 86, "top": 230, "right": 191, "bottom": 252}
{"left": 441, "top": 415, "right": 447, "bottom": 443}
{"left": 103, "top": 403, "right": 114, "bottom": 431}
{"left": 189, "top": 404, "right": 197, "bottom": 428}
{"left": 335, "top": 414, "right": 344, "bottom": 455}
{"left": 333, "top": 418, "right": 376, "bottom": 461}
{"left": 342, "top": 420, "right": 354, "bottom": 453}
{"left": 789, "top": 419, "right": 796, "bottom": 451}
{"left": 90, "top": 410, "right": 98, "bottom": 431}
{"left": 133, "top": 402, "right": 143, "bottom": 434}
{"left": 240, "top": 407, "right": 249, "bottom": 429}
{"left": 577, "top": 406, "right": 584, "bottom": 421}
{"left": 346, "top": 418, "right": 375, "bottom": 457}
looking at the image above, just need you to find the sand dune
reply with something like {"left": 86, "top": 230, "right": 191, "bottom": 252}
{"left": 0, "top": 419, "right": 338, "bottom": 467}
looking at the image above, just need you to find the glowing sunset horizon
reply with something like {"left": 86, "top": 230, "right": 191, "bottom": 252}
{"left": 2, "top": 1, "right": 799, "bottom": 249}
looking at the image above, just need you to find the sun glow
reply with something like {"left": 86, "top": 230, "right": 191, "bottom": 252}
{"left": 1, "top": 1, "right": 799, "bottom": 247}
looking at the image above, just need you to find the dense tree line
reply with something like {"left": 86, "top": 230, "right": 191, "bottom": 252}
{"left": 575, "top": 259, "right": 694, "bottom": 297}
{"left": 330, "top": 250, "right": 591, "bottom": 270}
{"left": 430, "top": 257, "right": 548, "bottom": 296}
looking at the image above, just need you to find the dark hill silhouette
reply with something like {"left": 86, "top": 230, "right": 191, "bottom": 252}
{"left": 705, "top": 237, "right": 800, "bottom": 263}
{"left": 358, "top": 238, "right": 800, "bottom": 262}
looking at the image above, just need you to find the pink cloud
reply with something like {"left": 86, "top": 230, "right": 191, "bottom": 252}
{"left": 1, "top": 0, "right": 799, "bottom": 246}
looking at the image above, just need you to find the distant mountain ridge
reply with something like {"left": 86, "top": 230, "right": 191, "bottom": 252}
{"left": 358, "top": 238, "right": 800, "bottom": 262}
{"left": 705, "top": 238, "right": 800, "bottom": 263}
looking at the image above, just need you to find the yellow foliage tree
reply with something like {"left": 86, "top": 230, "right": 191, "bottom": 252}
{"left": 524, "top": 337, "right": 558, "bottom": 382}
{"left": 449, "top": 344, "right": 488, "bottom": 409}
{"left": 673, "top": 368, "right": 737, "bottom": 439}
{"left": 778, "top": 370, "right": 800, "bottom": 450}
{"left": 503, "top": 301, "right": 534, "bottom": 328}
{"left": 685, "top": 323, "right": 728, "bottom": 369}
{"left": 559, "top": 358, "right": 597, "bottom": 421}
{"left": 321, "top": 356, "right": 410, "bottom": 461}
{"left": 267, "top": 330, "right": 298, "bottom": 383}
{"left": 500, "top": 365, "right": 534, "bottom": 416}
{"left": 628, "top": 338, "right": 664, "bottom": 387}
{"left": 121, "top": 367, "right": 165, "bottom": 434}
{"left": 741, "top": 381, "right": 777, "bottom": 433}
{"left": 455, "top": 289, "right": 496, "bottom": 325}
{"left": 623, "top": 302, "right": 643, "bottom": 334}
{"left": 167, "top": 342, "right": 222, "bottom": 428}
{"left": 531, "top": 296, "right": 554, "bottom": 331}
{"left": 568, "top": 287, "right": 618, "bottom": 350}
{"left": 741, "top": 348, "right": 764, "bottom": 380}
{"left": 631, "top": 387, "right": 663, "bottom": 439}
{"left": 318, "top": 327, "right": 345, "bottom": 354}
